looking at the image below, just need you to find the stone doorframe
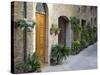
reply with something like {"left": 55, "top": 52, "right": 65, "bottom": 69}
{"left": 58, "top": 16, "right": 71, "bottom": 48}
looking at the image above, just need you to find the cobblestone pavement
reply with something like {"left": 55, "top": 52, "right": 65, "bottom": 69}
{"left": 42, "top": 43, "right": 97, "bottom": 72}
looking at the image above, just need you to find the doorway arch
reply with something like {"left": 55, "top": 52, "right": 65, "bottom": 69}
{"left": 58, "top": 16, "right": 70, "bottom": 46}
{"left": 35, "top": 3, "right": 48, "bottom": 64}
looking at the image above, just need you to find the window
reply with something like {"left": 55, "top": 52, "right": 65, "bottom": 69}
{"left": 36, "top": 3, "right": 46, "bottom": 13}
{"left": 81, "top": 19, "right": 86, "bottom": 29}
{"left": 81, "top": 6, "right": 87, "bottom": 12}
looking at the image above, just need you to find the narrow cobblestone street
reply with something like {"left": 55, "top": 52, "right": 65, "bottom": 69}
{"left": 42, "top": 43, "right": 97, "bottom": 72}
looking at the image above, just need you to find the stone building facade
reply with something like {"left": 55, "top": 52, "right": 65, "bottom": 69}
{"left": 11, "top": 1, "right": 97, "bottom": 73}
{"left": 11, "top": 2, "right": 34, "bottom": 73}
{"left": 77, "top": 6, "right": 97, "bottom": 28}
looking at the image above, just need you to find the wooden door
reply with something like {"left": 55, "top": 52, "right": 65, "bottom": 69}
{"left": 36, "top": 12, "right": 46, "bottom": 64}
{"left": 58, "top": 17, "right": 66, "bottom": 45}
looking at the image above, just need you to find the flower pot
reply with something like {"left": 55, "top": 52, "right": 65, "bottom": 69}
{"left": 50, "top": 58, "right": 57, "bottom": 66}
{"left": 57, "top": 58, "right": 63, "bottom": 65}
{"left": 36, "top": 68, "right": 41, "bottom": 72}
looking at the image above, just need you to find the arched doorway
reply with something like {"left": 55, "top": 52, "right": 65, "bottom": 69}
{"left": 58, "top": 16, "right": 69, "bottom": 46}
{"left": 35, "top": 3, "right": 48, "bottom": 65}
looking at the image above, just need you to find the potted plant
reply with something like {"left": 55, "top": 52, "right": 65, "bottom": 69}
{"left": 50, "top": 24, "right": 56, "bottom": 35}
{"left": 80, "top": 39, "right": 87, "bottom": 49}
{"left": 22, "top": 52, "right": 41, "bottom": 73}
{"left": 50, "top": 44, "right": 70, "bottom": 65}
{"left": 71, "top": 40, "right": 81, "bottom": 55}
{"left": 55, "top": 28, "right": 60, "bottom": 35}
{"left": 56, "top": 44, "right": 70, "bottom": 64}
{"left": 50, "top": 24, "right": 60, "bottom": 35}
{"left": 15, "top": 18, "right": 36, "bottom": 32}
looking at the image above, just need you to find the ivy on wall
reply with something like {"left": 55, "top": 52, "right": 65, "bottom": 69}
{"left": 70, "top": 16, "right": 82, "bottom": 40}
{"left": 69, "top": 16, "right": 97, "bottom": 55}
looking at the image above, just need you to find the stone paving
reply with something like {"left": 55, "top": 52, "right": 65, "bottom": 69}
{"left": 42, "top": 43, "right": 97, "bottom": 72}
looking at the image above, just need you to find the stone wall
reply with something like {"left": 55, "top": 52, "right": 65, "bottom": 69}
{"left": 13, "top": 2, "right": 97, "bottom": 71}
{"left": 78, "top": 6, "right": 97, "bottom": 27}
{"left": 32, "top": 3, "right": 80, "bottom": 65}
{"left": 14, "top": 2, "right": 24, "bottom": 73}
{"left": 47, "top": 4, "right": 79, "bottom": 65}
{"left": 13, "top": 2, "right": 33, "bottom": 73}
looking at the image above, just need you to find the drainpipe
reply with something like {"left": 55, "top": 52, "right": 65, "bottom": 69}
{"left": 23, "top": 2, "right": 27, "bottom": 63}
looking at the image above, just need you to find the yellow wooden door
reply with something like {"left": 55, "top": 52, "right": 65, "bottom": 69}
{"left": 36, "top": 12, "right": 46, "bottom": 64}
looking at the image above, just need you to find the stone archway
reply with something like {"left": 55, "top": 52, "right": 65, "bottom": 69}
{"left": 58, "top": 16, "right": 70, "bottom": 47}
{"left": 35, "top": 3, "right": 48, "bottom": 65}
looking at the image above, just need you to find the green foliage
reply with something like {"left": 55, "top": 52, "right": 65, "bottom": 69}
{"left": 80, "top": 39, "right": 87, "bottom": 49}
{"left": 70, "top": 17, "right": 97, "bottom": 55}
{"left": 70, "top": 17, "right": 80, "bottom": 25}
{"left": 15, "top": 19, "right": 36, "bottom": 30}
{"left": 70, "top": 16, "right": 82, "bottom": 40}
{"left": 71, "top": 40, "right": 81, "bottom": 54}
{"left": 93, "top": 26, "right": 97, "bottom": 42}
{"left": 86, "top": 25, "right": 94, "bottom": 45}
{"left": 22, "top": 52, "right": 41, "bottom": 72}
{"left": 93, "top": 26, "right": 97, "bottom": 33}
{"left": 50, "top": 44, "right": 70, "bottom": 65}
{"left": 70, "top": 16, "right": 82, "bottom": 33}
{"left": 50, "top": 24, "right": 60, "bottom": 35}
{"left": 80, "top": 25, "right": 97, "bottom": 51}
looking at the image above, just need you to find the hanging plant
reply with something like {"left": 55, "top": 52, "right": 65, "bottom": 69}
{"left": 15, "top": 18, "right": 36, "bottom": 32}
{"left": 50, "top": 24, "right": 56, "bottom": 35}
{"left": 50, "top": 24, "right": 60, "bottom": 35}
{"left": 55, "top": 28, "right": 60, "bottom": 35}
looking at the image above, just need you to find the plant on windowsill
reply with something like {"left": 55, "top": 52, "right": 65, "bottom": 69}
{"left": 15, "top": 18, "right": 36, "bottom": 32}
{"left": 50, "top": 24, "right": 60, "bottom": 35}
{"left": 50, "top": 44, "right": 70, "bottom": 65}
{"left": 22, "top": 52, "right": 41, "bottom": 73}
